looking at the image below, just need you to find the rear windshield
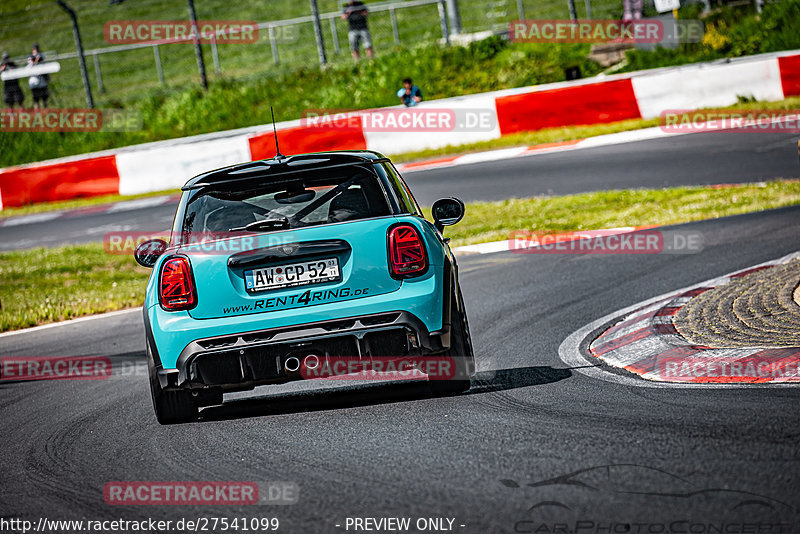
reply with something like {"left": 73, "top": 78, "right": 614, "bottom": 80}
{"left": 178, "top": 168, "right": 392, "bottom": 241}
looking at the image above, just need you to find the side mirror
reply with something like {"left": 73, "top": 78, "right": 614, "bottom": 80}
{"left": 431, "top": 197, "right": 465, "bottom": 233}
{"left": 134, "top": 238, "right": 168, "bottom": 268}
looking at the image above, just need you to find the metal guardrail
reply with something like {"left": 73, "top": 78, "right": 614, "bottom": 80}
{"left": 9, "top": 0, "right": 774, "bottom": 107}
{"left": 48, "top": 0, "right": 444, "bottom": 62}
{"left": 38, "top": 0, "right": 448, "bottom": 99}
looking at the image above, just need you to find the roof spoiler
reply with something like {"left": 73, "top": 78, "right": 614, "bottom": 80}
{"left": 181, "top": 154, "right": 390, "bottom": 191}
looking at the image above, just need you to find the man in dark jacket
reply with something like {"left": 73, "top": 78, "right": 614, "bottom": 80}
{"left": 341, "top": 1, "right": 374, "bottom": 60}
{"left": 1, "top": 52, "right": 24, "bottom": 108}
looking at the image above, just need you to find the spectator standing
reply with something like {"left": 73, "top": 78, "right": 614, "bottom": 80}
{"left": 27, "top": 43, "right": 49, "bottom": 109}
{"left": 397, "top": 78, "right": 422, "bottom": 107}
{"left": 341, "top": 1, "right": 374, "bottom": 60}
{"left": 622, "top": 0, "right": 643, "bottom": 21}
{"left": 1, "top": 52, "right": 24, "bottom": 109}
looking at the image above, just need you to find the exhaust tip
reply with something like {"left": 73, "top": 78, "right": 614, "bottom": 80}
{"left": 304, "top": 354, "right": 320, "bottom": 370}
{"left": 284, "top": 356, "right": 301, "bottom": 373}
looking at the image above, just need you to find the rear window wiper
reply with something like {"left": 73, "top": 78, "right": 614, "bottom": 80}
{"left": 229, "top": 216, "right": 289, "bottom": 233}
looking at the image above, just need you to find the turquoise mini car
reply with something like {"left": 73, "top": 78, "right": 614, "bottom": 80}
{"left": 135, "top": 151, "right": 474, "bottom": 424}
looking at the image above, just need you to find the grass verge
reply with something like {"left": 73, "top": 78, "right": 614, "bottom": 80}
{"left": 3, "top": 179, "right": 800, "bottom": 332}
{"left": 439, "top": 179, "right": 800, "bottom": 246}
{"left": 0, "top": 244, "right": 150, "bottom": 332}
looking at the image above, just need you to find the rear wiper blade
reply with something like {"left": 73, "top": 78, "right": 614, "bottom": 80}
{"left": 229, "top": 217, "right": 289, "bottom": 232}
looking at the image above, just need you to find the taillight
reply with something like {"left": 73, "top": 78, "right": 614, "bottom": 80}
{"left": 388, "top": 224, "right": 427, "bottom": 278}
{"left": 159, "top": 256, "right": 197, "bottom": 311}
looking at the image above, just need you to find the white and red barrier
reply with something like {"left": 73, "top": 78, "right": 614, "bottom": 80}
{"left": 2, "top": 50, "right": 800, "bottom": 209}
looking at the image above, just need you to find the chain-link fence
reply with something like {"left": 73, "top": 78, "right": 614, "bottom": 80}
{"left": 0, "top": 0, "right": 701, "bottom": 108}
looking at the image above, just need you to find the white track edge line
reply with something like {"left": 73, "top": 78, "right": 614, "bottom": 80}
{"left": 0, "top": 307, "right": 142, "bottom": 339}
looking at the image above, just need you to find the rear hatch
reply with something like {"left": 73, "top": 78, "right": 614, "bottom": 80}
{"left": 183, "top": 218, "right": 401, "bottom": 319}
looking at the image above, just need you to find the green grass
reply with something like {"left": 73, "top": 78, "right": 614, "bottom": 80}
{"left": 0, "top": 0, "right": 625, "bottom": 106}
{"left": 620, "top": 0, "right": 800, "bottom": 73}
{"left": 3, "top": 179, "right": 800, "bottom": 332}
{"left": 440, "top": 179, "right": 800, "bottom": 246}
{"left": 0, "top": 0, "right": 614, "bottom": 111}
{"left": 0, "top": 244, "right": 151, "bottom": 332}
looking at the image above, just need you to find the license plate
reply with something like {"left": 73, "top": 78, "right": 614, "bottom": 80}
{"left": 244, "top": 258, "right": 340, "bottom": 293}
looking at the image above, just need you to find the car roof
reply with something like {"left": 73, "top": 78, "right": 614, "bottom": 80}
{"left": 182, "top": 150, "right": 390, "bottom": 190}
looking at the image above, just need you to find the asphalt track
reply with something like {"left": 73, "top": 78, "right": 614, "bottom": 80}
{"left": 1, "top": 205, "right": 799, "bottom": 531}
{"left": 2, "top": 129, "right": 799, "bottom": 251}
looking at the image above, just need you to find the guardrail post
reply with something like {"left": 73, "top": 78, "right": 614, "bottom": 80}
{"left": 584, "top": 0, "right": 593, "bottom": 18}
{"left": 268, "top": 25, "right": 280, "bottom": 64}
{"left": 438, "top": 0, "right": 450, "bottom": 44}
{"left": 56, "top": 0, "right": 94, "bottom": 108}
{"left": 567, "top": 0, "right": 578, "bottom": 21}
{"left": 516, "top": 0, "right": 525, "bottom": 20}
{"left": 153, "top": 45, "right": 165, "bottom": 84}
{"left": 445, "top": 0, "right": 461, "bottom": 35}
{"left": 390, "top": 8, "right": 400, "bottom": 44}
{"left": 210, "top": 38, "right": 221, "bottom": 74}
{"left": 92, "top": 54, "right": 105, "bottom": 94}
{"left": 187, "top": 0, "right": 208, "bottom": 89}
{"left": 309, "top": 0, "right": 327, "bottom": 66}
{"left": 329, "top": 17, "right": 341, "bottom": 54}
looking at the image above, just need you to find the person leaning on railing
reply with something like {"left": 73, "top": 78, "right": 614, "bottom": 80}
{"left": 397, "top": 78, "right": 422, "bottom": 107}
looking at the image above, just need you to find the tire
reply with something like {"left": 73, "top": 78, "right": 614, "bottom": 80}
{"left": 431, "top": 286, "right": 475, "bottom": 395}
{"left": 147, "top": 345, "right": 197, "bottom": 425}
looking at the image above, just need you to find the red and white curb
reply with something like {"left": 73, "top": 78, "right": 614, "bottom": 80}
{"left": 2, "top": 49, "right": 799, "bottom": 209}
{"left": 1, "top": 114, "right": 785, "bottom": 229}
{"left": 0, "top": 128, "right": 682, "bottom": 227}
{"left": 559, "top": 251, "right": 800, "bottom": 387}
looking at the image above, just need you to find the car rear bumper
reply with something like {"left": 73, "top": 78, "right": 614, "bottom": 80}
{"left": 147, "top": 269, "right": 447, "bottom": 371}
{"left": 155, "top": 310, "right": 450, "bottom": 392}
